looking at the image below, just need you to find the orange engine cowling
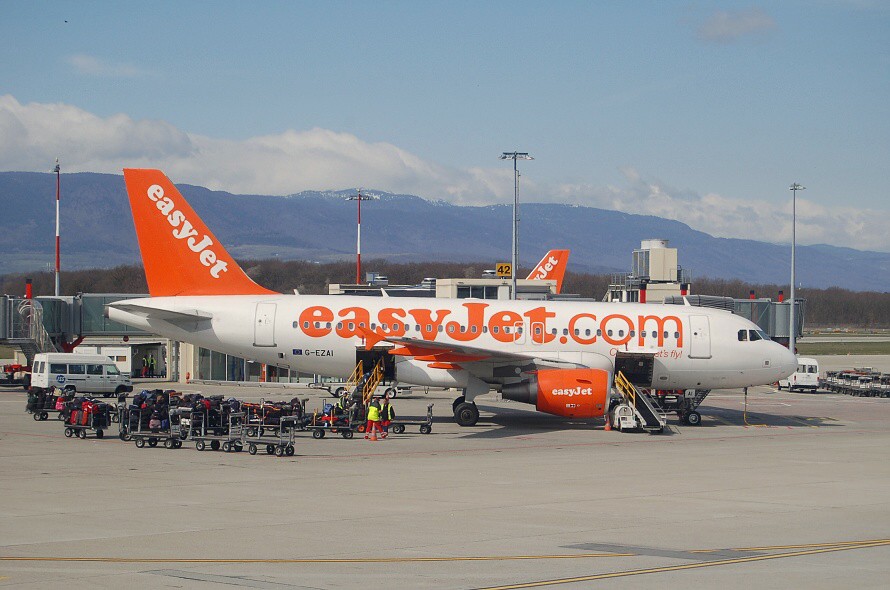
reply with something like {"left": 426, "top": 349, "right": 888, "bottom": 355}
{"left": 501, "top": 368, "right": 610, "bottom": 418}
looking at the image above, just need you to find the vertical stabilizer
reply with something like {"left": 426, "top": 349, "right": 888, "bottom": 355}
{"left": 526, "top": 249, "right": 570, "bottom": 294}
{"left": 122, "top": 169, "right": 276, "bottom": 297}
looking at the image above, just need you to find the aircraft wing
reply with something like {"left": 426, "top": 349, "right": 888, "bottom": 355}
{"left": 108, "top": 302, "right": 213, "bottom": 327}
{"left": 361, "top": 328, "right": 585, "bottom": 373}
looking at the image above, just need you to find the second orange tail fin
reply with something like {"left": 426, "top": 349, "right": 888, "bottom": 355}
{"left": 123, "top": 169, "right": 276, "bottom": 297}
{"left": 526, "top": 249, "right": 570, "bottom": 294}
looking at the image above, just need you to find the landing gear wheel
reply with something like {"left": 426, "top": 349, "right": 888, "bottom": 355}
{"left": 196, "top": 440, "right": 206, "bottom": 451}
{"left": 452, "top": 396, "right": 466, "bottom": 412}
{"left": 135, "top": 438, "right": 145, "bottom": 448}
{"left": 454, "top": 402, "right": 479, "bottom": 427}
{"left": 420, "top": 424, "right": 432, "bottom": 434}
{"left": 312, "top": 429, "right": 324, "bottom": 439}
{"left": 335, "top": 387, "right": 347, "bottom": 397}
{"left": 77, "top": 429, "right": 87, "bottom": 439}
{"left": 385, "top": 387, "right": 396, "bottom": 398}
{"left": 248, "top": 443, "right": 257, "bottom": 455}
{"left": 266, "top": 444, "right": 275, "bottom": 455}
{"left": 210, "top": 440, "right": 220, "bottom": 451}
{"left": 275, "top": 446, "right": 285, "bottom": 457}
{"left": 96, "top": 429, "right": 104, "bottom": 439}
{"left": 64, "top": 427, "right": 73, "bottom": 437}
{"left": 286, "top": 445, "right": 295, "bottom": 456}
{"left": 341, "top": 430, "right": 353, "bottom": 439}
{"left": 686, "top": 411, "right": 702, "bottom": 426}
{"left": 392, "top": 424, "right": 405, "bottom": 435}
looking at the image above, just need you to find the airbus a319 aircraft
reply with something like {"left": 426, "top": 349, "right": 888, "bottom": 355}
{"left": 107, "top": 169, "right": 797, "bottom": 427}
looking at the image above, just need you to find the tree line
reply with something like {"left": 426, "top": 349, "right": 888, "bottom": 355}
{"left": 1, "top": 259, "right": 887, "bottom": 328}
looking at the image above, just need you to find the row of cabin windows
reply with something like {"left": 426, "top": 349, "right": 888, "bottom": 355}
{"left": 293, "top": 320, "right": 680, "bottom": 340}
{"left": 46, "top": 363, "right": 118, "bottom": 375}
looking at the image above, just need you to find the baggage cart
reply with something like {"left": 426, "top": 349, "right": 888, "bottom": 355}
{"left": 243, "top": 414, "right": 298, "bottom": 457}
{"left": 191, "top": 409, "right": 245, "bottom": 452}
{"left": 26, "top": 388, "right": 69, "bottom": 422}
{"left": 63, "top": 399, "right": 113, "bottom": 440}
{"left": 388, "top": 403, "right": 434, "bottom": 434}
{"left": 129, "top": 407, "right": 187, "bottom": 450}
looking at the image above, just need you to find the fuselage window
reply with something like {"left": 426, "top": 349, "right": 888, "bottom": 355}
{"left": 483, "top": 326, "right": 489, "bottom": 334}
{"left": 314, "top": 322, "right": 320, "bottom": 329}
{"left": 336, "top": 322, "right": 343, "bottom": 330}
{"left": 326, "top": 322, "right": 331, "bottom": 329}
{"left": 551, "top": 328, "right": 558, "bottom": 335}
{"left": 607, "top": 330, "right": 613, "bottom": 337}
{"left": 348, "top": 322, "right": 355, "bottom": 330}
{"left": 447, "top": 325, "right": 455, "bottom": 333}
{"left": 471, "top": 325, "right": 478, "bottom": 333}
{"left": 517, "top": 326, "right": 523, "bottom": 334}
{"left": 618, "top": 329, "right": 625, "bottom": 337}
{"left": 382, "top": 323, "right": 388, "bottom": 331}
{"left": 663, "top": 331, "right": 668, "bottom": 339}
{"left": 426, "top": 325, "right": 432, "bottom": 332}
{"left": 371, "top": 323, "right": 377, "bottom": 330}
{"left": 504, "top": 326, "right": 511, "bottom": 334}
{"left": 585, "top": 329, "right": 591, "bottom": 336}
{"left": 359, "top": 322, "right": 366, "bottom": 328}
{"left": 674, "top": 331, "right": 680, "bottom": 339}
{"left": 629, "top": 330, "right": 635, "bottom": 338}
{"left": 574, "top": 329, "right": 580, "bottom": 336}
{"left": 493, "top": 326, "right": 500, "bottom": 334}
{"left": 438, "top": 325, "right": 444, "bottom": 332}
{"left": 535, "top": 326, "right": 542, "bottom": 335}
{"left": 303, "top": 321, "right": 310, "bottom": 329}
{"left": 293, "top": 321, "right": 298, "bottom": 329}
{"left": 415, "top": 324, "right": 421, "bottom": 332}
{"left": 562, "top": 328, "right": 569, "bottom": 336}
{"left": 597, "top": 329, "right": 602, "bottom": 337}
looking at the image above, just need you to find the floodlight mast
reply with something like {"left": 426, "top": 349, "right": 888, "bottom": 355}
{"left": 499, "top": 152, "right": 534, "bottom": 300}
{"left": 347, "top": 191, "right": 377, "bottom": 284}
{"left": 54, "top": 158, "right": 61, "bottom": 297}
{"left": 789, "top": 183, "right": 805, "bottom": 356}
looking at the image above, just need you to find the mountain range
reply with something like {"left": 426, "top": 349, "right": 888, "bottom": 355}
{"left": 1, "top": 171, "right": 888, "bottom": 292}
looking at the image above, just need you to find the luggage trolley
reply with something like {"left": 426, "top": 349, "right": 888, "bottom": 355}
{"left": 63, "top": 398, "right": 113, "bottom": 440}
{"left": 129, "top": 406, "right": 187, "bottom": 449}
{"left": 190, "top": 407, "right": 245, "bottom": 452}
{"left": 27, "top": 388, "right": 69, "bottom": 422}
{"left": 389, "top": 403, "right": 434, "bottom": 434}
{"left": 242, "top": 402, "right": 298, "bottom": 456}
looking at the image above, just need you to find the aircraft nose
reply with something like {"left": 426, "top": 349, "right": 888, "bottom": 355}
{"left": 776, "top": 344, "right": 798, "bottom": 378}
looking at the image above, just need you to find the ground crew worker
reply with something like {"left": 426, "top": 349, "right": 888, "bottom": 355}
{"left": 147, "top": 353, "right": 156, "bottom": 378}
{"left": 380, "top": 396, "right": 395, "bottom": 438}
{"left": 141, "top": 354, "right": 149, "bottom": 378}
{"left": 365, "top": 399, "right": 382, "bottom": 439}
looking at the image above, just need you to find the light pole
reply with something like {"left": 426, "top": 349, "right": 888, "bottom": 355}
{"left": 346, "top": 191, "right": 377, "bottom": 284}
{"left": 54, "top": 158, "right": 61, "bottom": 297}
{"left": 789, "top": 183, "right": 805, "bottom": 355}
{"left": 499, "top": 151, "right": 533, "bottom": 300}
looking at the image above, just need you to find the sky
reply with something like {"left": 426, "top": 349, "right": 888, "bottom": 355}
{"left": 1, "top": 1, "right": 889, "bottom": 252}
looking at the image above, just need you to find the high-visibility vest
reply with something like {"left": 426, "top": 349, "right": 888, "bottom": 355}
{"left": 367, "top": 405, "right": 381, "bottom": 421}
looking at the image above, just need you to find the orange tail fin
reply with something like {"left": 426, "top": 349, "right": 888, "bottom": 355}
{"left": 123, "top": 169, "right": 276, "bottom": 296}
{"left": 526, "top": 249, "right": 570, "bottom": 294}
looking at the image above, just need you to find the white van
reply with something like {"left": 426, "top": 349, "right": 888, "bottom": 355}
{"left": 778, "top": 357, "right": 820, "bottom": 392}
{"left": 30, "top": 353, "right": 133, "bottom": 398}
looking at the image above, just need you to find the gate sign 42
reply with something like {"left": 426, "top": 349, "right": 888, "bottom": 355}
{"left": 496, "top": 263, "right": 512, "bottom": 278}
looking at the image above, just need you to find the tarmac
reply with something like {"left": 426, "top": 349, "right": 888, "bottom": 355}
{"left": 1, "top": 354, "right": 889, "bottom": 589}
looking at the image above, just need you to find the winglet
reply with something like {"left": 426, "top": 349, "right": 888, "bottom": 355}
{"left": 122, "top": 169, "right": 276, "bottom": 297}
{"left": 526, "top": 249, "right": 570, "bottom": 294}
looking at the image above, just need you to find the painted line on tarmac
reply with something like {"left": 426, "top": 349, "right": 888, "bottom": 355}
{"left": 474, "top": 539, "right": 890, "bottom": 590}
{"left": 0, "top": 552, "right": 633, "bottom": 565}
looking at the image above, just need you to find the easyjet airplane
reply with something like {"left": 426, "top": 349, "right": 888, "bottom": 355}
{"left": 107, "top": 169, "right": 797, "bottom": 427}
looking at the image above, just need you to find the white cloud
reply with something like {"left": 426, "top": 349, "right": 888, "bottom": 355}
{"left": 1, "top": 95, "right": 888, "bottom": 252}
{"left": 66, "top": 54, "right": 148, "bottom": 78}
{"left": 697, "top": 7, "right": 776, "bottom": 43}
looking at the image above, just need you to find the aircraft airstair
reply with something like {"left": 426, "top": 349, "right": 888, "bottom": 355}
{"left": 613, "top": 371, "right": 666, "bottom": 433}
{"left": 361, "top": 359, "right": 385, "bottom": 404}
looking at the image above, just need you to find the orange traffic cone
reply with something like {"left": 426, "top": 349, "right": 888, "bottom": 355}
{"left": 369, "top": 429, "right": 378, "bottom": 441}
{"left": 604, "top": 414, "right": 612, "bottom": 432}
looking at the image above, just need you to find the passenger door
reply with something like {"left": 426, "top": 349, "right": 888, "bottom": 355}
{"left": 689, "top": 315, "right": 712, "bottom": 359}
{"left": 254, "top": 302, "right": 277, "bottom": 347}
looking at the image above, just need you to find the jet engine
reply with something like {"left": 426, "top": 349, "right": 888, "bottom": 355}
{"left": 501, "top": 368, "right": 610, "bottom": 418}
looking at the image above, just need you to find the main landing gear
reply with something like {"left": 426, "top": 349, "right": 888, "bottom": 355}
{"left": 452, "top": 396, "right": 479, "bottom": 427}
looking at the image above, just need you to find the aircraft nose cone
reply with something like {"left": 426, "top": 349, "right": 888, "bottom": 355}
{"left": 777, "top": 345, "right": 798, "bottom": 379}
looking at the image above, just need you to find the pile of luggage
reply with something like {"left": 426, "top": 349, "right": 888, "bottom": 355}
{"left": 128, "top": 389, "right": 183, "bottom": 433}
{"left": 65, "top": 396, "right": 113, "bottom": 430}
{"left": 181, "top": 394, "right": 243, "bottom": 435}
{"left": 243, "top": 398, "right": 307, "bottom": 434}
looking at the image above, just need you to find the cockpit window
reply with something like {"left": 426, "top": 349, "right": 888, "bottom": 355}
{"left": 748, "top": 330, "right": 761, "bottom": 341}
{"left": 738, "top": 330, "right": 748, "bottom": 341}
{"left": 756, "top": 330, "right": 771, "bottom": 341}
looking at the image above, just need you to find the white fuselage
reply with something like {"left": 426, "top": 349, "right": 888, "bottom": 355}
{"left": 107, "top": 294, "right": 798, "bottom": 391}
